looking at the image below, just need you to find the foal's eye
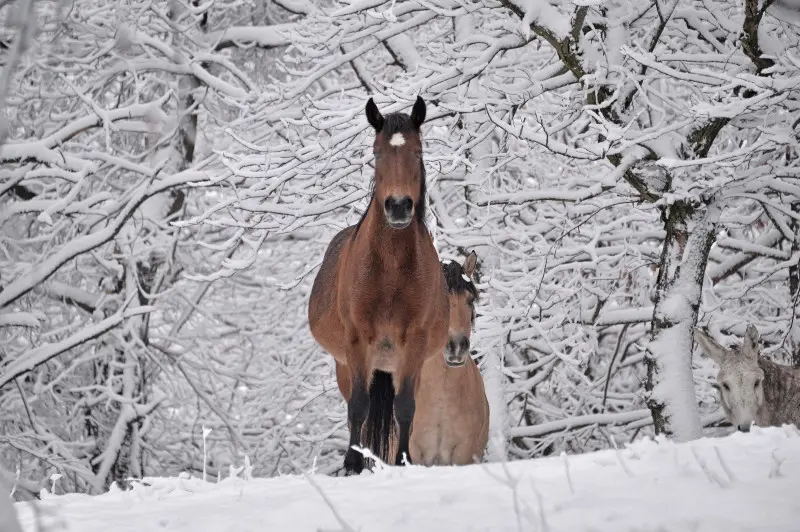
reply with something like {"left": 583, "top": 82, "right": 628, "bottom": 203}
{"left": 754, "top": 379, "right": 761, "bottom": 388}
{"left": 721, "top": 383, "right": 730, "bottom": 392}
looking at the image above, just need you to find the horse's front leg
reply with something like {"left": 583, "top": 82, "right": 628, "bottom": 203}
{"left": 343, "top": 344, "right": 369, "bottom": 475}
{"left": 393, "top": 372, "right": 417, "bottom": 466}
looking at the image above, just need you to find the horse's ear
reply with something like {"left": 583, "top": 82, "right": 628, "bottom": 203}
{"left": 742, "top": 324, "right": 760, "bottom": 359}
{"left": 462, "top": 250, "right": 478, "bottom": 278}
{"left": 366, "top": 98, "right": 383, "bottom": 132}
{"left": 693, "top": 327, "right": 727, "bottom": 365}
{"left": 410, "top": 96, "right": 426, "bottom": 129}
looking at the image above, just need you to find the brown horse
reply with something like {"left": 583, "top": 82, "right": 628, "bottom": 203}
{"left": 308, "top": 97, "right": 450, "bottom": 475}
{"left": 337, "top": 252, "right": 490, "bottom": 469}
{"left": 409, "top": 251, "right": 489, "bottom": 466}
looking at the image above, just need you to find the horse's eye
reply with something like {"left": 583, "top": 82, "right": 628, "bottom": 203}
{"left": 722, "top": 383, "right": 730, "bottom": 391}
{"left": 754, "top": 379, "right": 761, "bottom": 388}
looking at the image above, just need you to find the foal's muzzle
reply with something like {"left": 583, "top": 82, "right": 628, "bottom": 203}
{"left": 444, "top": 335, "right": 470, "bottom": 367}
{"left": 384, "top": 196, "right": 413, "bottom": 229}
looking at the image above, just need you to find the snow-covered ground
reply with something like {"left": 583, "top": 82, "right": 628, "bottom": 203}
{"left": 13, "top": 427, "right": 800, "bottom": 532}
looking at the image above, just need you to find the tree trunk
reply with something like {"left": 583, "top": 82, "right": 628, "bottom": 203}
{"left": 645, "top": 200, "right": 718, "bottom": 441}
{"left": 791, "top": 201, "right": 800, "bottom": 367}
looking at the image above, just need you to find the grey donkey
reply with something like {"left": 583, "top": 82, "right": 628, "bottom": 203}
{"left": 694, "top": 324, "right": 800, "bottom": 432}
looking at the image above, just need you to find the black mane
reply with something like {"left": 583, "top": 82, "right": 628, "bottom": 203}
{"left": 442, "top": 260, "right": 478, "bottom": 300}
{"left": 355, "top": 112, "right": 426, "bottom": 232}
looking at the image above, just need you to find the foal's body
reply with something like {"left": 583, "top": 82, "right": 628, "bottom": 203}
{"left": 694, "top": 324, "right": 800, "bottom": 431}
{"left": 410, "top": 254, "right": 488, "bottom": 466}
{"left": 411, "top": 350, "right": 489, "bottom": 466}
{"left": 309, "top": 97, "right": 450, "bottom": 474}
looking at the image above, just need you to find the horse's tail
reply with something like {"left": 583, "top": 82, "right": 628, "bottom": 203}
{"left": 364, "top": 370, "right": 395, "bottom": 464}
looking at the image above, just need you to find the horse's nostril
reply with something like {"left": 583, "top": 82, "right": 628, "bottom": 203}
{"left": 738, "top": 423, "right": 751, "bottom": 433}
{"left": 459, "top": 336, "right": 470, "bottom": 353}
{"left": 400, "top": 196, "right": 412, "bottom": 213}
{"left": 446, "top": 339, "right": 456, "bottom": 353}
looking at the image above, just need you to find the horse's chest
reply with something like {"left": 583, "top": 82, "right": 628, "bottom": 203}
{"left": 352, "top": 272, "right": 422, "bottom": 325}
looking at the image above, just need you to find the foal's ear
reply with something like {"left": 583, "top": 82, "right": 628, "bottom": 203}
{"left": 693, "top": 327, "right": 727, "bottom": 365}
{"left": 462, "top": 250, "right": 478, "bottom": 278}
{"left": 410, "top": 96, "right": 426, "bottom": 130}
{"left": 742, "top": 324, "right": 761, "bottom": 359}
{"left": 366, "top": 98, "right": 384, "bottom": 132}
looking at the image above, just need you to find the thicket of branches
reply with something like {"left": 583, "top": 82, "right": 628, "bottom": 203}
{"left": 1, "top": 0, "right": 799, "bottom": 496}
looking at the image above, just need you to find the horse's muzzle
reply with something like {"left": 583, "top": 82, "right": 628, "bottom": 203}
{"left": 444, "top": 335, "right": 469, "bottom": 367}
{"left": 384, "top": 196, "right": 413, "bottom": 228}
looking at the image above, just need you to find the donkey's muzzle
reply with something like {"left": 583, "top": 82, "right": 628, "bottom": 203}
{"left": 384, "top": 196, "right": 413, "bottom": 228}
{"left": 444, "top": 335, "right": 470, "bottom": 367}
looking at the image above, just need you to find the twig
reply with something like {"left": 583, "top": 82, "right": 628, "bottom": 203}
{"left": 768, "top": 450, "right": 785, "bottom": 479}
{"left": 690, "top": 447, "right": 729, "bottom": 488}
{"left": 560, "top": 452, "right": 575, "bottom": 495}
{"left": 303, "top": 473, "right": 360, "bottom": 532}
{"left": 713, "top": 446, "right": 736, "bottom": 484}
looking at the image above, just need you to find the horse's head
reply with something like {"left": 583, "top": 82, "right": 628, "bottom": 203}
{"left": 365, "top": 97, "right": 426, "bottom": 230}
{"left": 694, "top": 324, "right": 765, "bottom": 432}
{"left": 441, "top": 251, "right": 479, "bottom": 367}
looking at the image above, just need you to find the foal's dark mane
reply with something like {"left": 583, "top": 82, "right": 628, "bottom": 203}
{"left": 442, "top": 260, "right": 478, "bottom": 323}
{"left": 355, "top": 112, "right": 427, "bottom": 234}
{"left": 442, "top": 261, "right": 478, "bottom": 299}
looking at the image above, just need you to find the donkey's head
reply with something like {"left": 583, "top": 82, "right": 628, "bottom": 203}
{"left": 365, "top": 97, "right": 427, "bottom": 230}
{"left": 441, "top": 251, "right": 479, "bottom": 367}
{"left": 693, "top": 324, "right": 764, "bottom": 432}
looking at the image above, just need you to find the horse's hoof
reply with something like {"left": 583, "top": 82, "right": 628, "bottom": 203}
{"left": 343, "top": 451, "right": 364, "bottom": 475}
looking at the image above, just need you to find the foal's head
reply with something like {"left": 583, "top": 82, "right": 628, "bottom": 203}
{"left": 694, "top": 324, "right": 765, "bottom": 432}
{"left": 365, "top": 97, "right": 427, "bottom": 230}
{"left": 441, "top": 251, "right": 479, "bottom": 367}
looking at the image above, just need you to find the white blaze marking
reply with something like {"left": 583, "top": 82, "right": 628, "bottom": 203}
{"left": 389, "top": 133, "right": 405, "bottom": 146}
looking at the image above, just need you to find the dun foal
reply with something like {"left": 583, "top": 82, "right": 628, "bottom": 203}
{"left": 410, "top": 251, "right": 490, "bottom": 466}
{"left": 308, "top": 97, "right": 450, "bottom": 475}
{"left": 694, "top": 324, "right": 800, "bottom": 432}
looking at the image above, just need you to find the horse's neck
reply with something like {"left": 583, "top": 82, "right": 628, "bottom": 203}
{"left": 758, "top": 357, "right": 800, "bottom": 425}
{"left": 360, "top": 204, "right": 423, "bottom": 259}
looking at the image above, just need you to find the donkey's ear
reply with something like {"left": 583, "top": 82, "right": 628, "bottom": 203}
{"left": 742, "top": 324, "right": 761, "bottom": 359}
{"left": 410, "top": 96, "right": 426, "bottom": 129}
{"left": 693, "top": 327, "right": 727, "bottom": 365}
{"left": 366, "top": 98, "right": 383, "bottom": 132}
{"left": 462, "top": 250, "right": 478, "bottom": 278}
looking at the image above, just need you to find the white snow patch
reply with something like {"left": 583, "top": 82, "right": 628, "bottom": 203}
{"left": 514, "top": 0, "right": 572, "bottom": 41}
{"left": 13, "top": 428, "right": 800, "bottom": 531}
{"left": 389, "top": 133, "right": 405, "bottom": 146}
{"left": 461, "top": 274, "right": 471, "bottom": 282}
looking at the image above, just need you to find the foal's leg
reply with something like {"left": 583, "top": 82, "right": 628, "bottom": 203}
{"left": 343, "top": 367, "right": 369, "bottom": 475}
{"left": 393, "top": 374, "right": 416, "bottom": 466}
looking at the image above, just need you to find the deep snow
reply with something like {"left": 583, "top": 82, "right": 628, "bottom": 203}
{"left": 11, "top": 426, "right": 800, "bottom": 532}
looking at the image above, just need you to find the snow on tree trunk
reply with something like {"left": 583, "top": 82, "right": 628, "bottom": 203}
{"left": 645, "top": 200, "right": 719, "bottom": 442}
{"left": 790, "top": 201, "right": 800, "bottom": 367}
{"left": 483, "top": 337, "right": 508, "bottom": 461}
{"left": 452, "top": 11, "right": 508, "bottom": 461}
